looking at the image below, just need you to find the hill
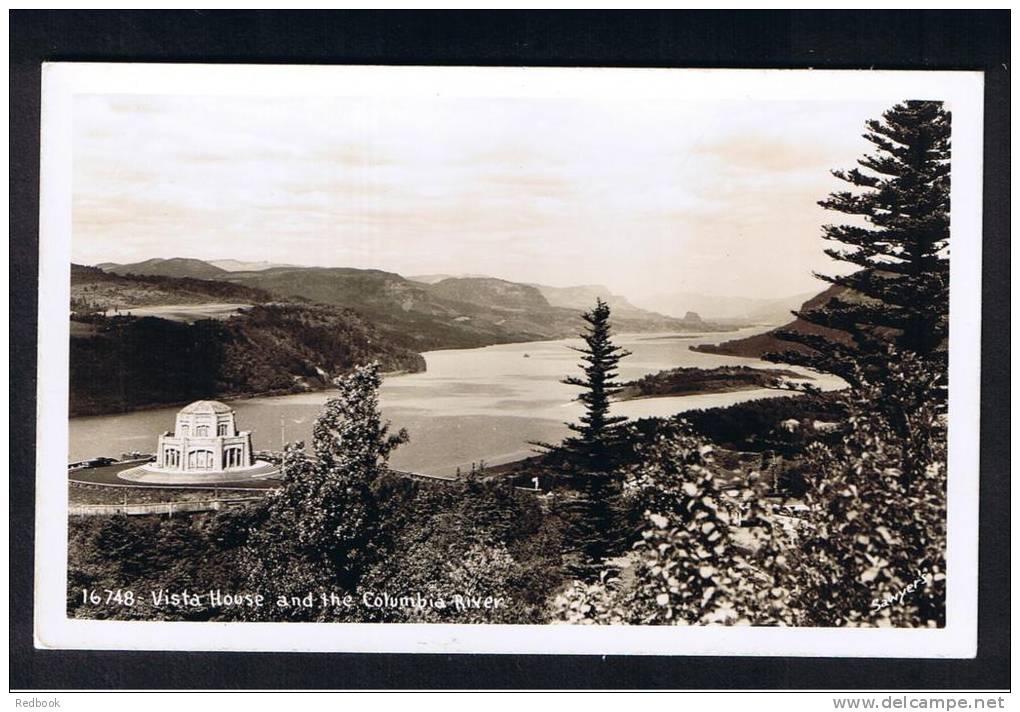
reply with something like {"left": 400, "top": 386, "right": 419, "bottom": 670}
{"left": 221, "top": 266, "right": 538, "bottom": 349}
{"left": 692, "top": 285, "right": 853, "bottom": 359}
{"left": 208, "top": 259, "right": 299, "bottom": 272}
{"left": 529, "top": 283, "right": 641, "bottom": 315}
{"left": 93, "top": 258, "right": 728, "bottom": 350}
{"left": 221, "top": 267, "right": 718, "bottom": 347}
{"left": 98, "top": 257, "right": 231, "bottom": 280}
{"left": 407, "top": 273, "right": 491, "bottom": 284}
{"left": 71, "top": 264, "right": 275, "bottom": 314}
{"left": 430, "top": 277, "right": 551, "bottom": 311}
{"left": 69, "top": 303, "right": 425, "bottom": 416}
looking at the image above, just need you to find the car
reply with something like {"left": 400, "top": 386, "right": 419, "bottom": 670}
{"left": 85, "top": 456, "right": 118, "bottom": 467}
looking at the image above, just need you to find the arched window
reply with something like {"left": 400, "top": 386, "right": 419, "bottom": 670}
{"left": 188, "top": 450, "right": 214, "bottom": 469}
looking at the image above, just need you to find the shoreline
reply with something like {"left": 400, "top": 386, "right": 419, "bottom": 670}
{"left": 68, "top": 367, "right": 425, "bottom": 419}
{"left": 69, "top": 326, "right": 756, "bottom": 419}
{"left": 617, "top": 383, "right": 792, "bottom": 402}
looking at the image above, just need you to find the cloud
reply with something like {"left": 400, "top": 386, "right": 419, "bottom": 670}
{"left": 691, "top": 133, "right": 842, "bottom": 174}
{"left": 72, "top": 93, "right": 887, "bottom": 299}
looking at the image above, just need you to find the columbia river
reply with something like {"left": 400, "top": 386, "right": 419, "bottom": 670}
{"left": 68, "top": 326, "right": 843, "bottom": 476}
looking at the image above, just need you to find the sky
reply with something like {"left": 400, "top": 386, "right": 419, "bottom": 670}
{"left": 72, "top": 93, "right": 889, "bottom": 305}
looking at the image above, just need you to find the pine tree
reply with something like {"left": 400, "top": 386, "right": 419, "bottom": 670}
{"left": 561, "top": 298, "right": 632, "bottom": 470}
{"left": 556, "top": 298, "right": 632, "bottom": 576}
{"left": 768, "top": 101, "right": 951, "bottom": 387}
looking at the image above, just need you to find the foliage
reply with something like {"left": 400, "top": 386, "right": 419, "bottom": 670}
{"left": 781, "top": 351, "right": 947, "bottom": 626}
{"left": 679, "top": 393, "right": 847, "bottom": 455}
{"left": 69, "top": 304, "right": 425, "bottom": 416}
{"left": 362, "top": 475, "right": 566, "bottom": 623}
{"left": 556, "top": 421, "right": 795, "bottom": 625}
{"left": 67, "top": 509, "right": 253, "bottom": 621}
{"left": 620, "top": 365, "right": 806, "bottom": 400}
{"left": 557, "top": 352, "right": 946, "bottom": 628}
{"left": 239, "top": 363, "right": 409, "bottom": 621}
{"left": 539, "top": 298, "right": 634, "bottom": 578}
{"left": 559, "top": 298, "right": 632, "bottom": 467}
{"left": 769, "top": 101, "right": 951, "bottom": 384}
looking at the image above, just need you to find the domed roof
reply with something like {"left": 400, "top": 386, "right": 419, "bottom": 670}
{"left": 179, "top": 400, "right": 233, "bottom": 415}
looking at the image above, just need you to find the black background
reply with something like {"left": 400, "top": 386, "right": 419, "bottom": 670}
{"left": 9, "top": 10, "right": 1010, "bottom": 690}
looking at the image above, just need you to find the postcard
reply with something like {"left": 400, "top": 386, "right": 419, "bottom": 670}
{"left": 34, "top": 63, "right": 983, "bottom": 655}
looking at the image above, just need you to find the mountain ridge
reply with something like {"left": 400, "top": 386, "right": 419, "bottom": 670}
{"left": 95, "top": 258, "right": 725, "bottom": 347}
{"left": 636, "top": 289, "right": 821, "bottom": 323}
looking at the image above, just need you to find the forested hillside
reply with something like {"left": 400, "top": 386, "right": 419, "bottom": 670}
{"left": 69, "top": 303, "right": 425, "bottom": 416}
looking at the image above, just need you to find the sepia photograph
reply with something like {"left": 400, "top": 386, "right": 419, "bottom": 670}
{"left": 32, "top": 62, "right": 984, "bottom": 656}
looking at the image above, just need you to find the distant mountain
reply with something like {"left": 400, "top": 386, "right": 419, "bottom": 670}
{"left": 223, "top": 267, "right": 722, "bottom": 348}
{"left": 219, "top": 266, "right": 523, "bottom": 350}
{"left": 407, "top": 273, "right": 492, "bottom": 284}
{"left": 98, "top": 257, "right": 231, "bottom": 281}
{"left": 529, "top": 283, "right": 643, "bottom": 316}
{"left": 636, "top": 289, "right": 820, "bottom": 324}
{"left": 692, "top": 285, "right": 853, "bottom": 359}
{"left": 72, "top": 264, "right": 274, "bottom": 313}
{"left": 430, "top": 277, "right": 551, "bottom": 311}
{"left": 208, "top": 259, "right": 299, "bottom": 272}
{"left": 92, "top": 258, "right": 727, "bottom": 350}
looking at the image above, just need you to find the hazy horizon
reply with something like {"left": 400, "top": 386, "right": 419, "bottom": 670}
{"left": 73, "top": 94, "right": 887, "bottom": 303}
{"left": 82, "top": 254, "right": 819, "bottom": 301}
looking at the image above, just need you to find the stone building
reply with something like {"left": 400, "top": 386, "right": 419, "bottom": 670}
{"left": 155, "top": 400, "right": 254, "bottom": 473}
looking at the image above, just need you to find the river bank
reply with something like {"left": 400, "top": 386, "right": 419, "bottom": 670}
{"left": 69, "top": 327, "right": 844, "bottom": 476}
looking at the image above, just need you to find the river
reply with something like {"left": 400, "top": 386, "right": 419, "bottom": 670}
{"left": 68, "top": 326, "right": 844, "bottom": 476}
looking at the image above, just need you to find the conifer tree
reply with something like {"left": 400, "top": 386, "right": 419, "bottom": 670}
{"left": 561, "top": 298, "right": 632, "bottom": 470}
{"left": 556, "top": 298, "right": 632, "bottom": 576}
{"left": 768, "top": 101, "right": 951, "bottom": 386}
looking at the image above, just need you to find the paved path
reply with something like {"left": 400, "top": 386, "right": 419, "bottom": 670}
{"left": 69, "top": 463, "right": 457, "bottom": 490}
{"left": 118, "top": 461, "right": 279, "bottom": 484}
{"left": 69, "top": 462, "right": 280, "bottom": 490}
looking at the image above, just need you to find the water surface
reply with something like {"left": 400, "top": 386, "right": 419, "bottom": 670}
{"left": 69, "top": 327, "right": 843, "bottom": 475}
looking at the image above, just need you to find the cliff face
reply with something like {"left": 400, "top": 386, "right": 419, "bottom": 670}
{"left": 97, "top": 259, "right": 729, "bottom": 348}
{"left": 429, "top": 277, "right": 551, "bottom": 311}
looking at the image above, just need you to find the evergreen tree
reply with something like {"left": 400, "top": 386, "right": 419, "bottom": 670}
{"left": 561, "top": 298, "right": 632, "bottom": 470}
{"left": 555, "top": 298, "right": 632, "bottom": 576}
{"left": 768, "top": 101, "right": 951, "bottom": 387}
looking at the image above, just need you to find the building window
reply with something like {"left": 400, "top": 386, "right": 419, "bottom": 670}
{"left": 217, "top": 423, "right": 228, "bottom": 436}
{"left": 196, "top": 425, "right": 209, "bottom": 437}
{"left": 180, "top": 424, "right": 189, "bottom": 436}
{"left": 223, "top": 447, "right": 244, "bottom": 469}
{"left": 188, "top": 450, "right": 214, "bottom": 469}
